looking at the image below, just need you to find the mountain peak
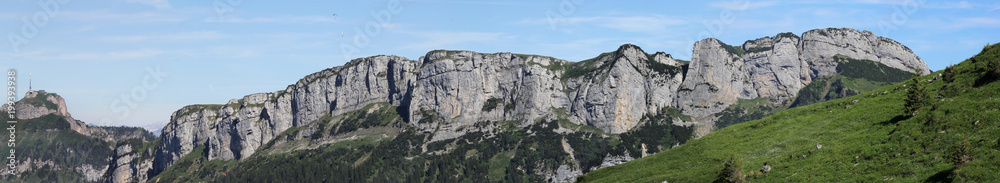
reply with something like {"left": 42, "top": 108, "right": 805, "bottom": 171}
{"left": 4, "top": 90, "right": 72, "bottom": 119}
{"left": 615, "top": 43, "right": 643, "bottom": 53}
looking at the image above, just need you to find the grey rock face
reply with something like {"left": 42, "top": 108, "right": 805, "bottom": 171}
{"left": 8, "top": 90, "right": 71, "bottom": 119}
{"left": 678, "top": 28, "right": 929, "bottom": 118}
{"left": 105, "top": 143, "right": 155, "bottom": 183}
{"left": 676, "top": 38, "right": 757, "bottom": 117}
{"left": 742, "top": 34, "right": 809, "bottom": 100}
{"left": 292, "top": 55, "right": 417, "bottom": 126}
{"left": 800, "top": 28, "right": 930, "bottom": 76}
{"left": 408, "top": 51, "right": 572, "bottom": 141}
{"left": 569, "top": 45, "right": 685, "bottom": 133}
{"left": 592, "top": 152, "right": 636, "bottom": 171}
{"left": 152, "top": 55, "right": 418, "bottom": 175}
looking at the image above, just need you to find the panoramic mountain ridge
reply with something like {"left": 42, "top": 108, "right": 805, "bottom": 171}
{"left": 129, "top": 28, "right": 926, "bottom": 182}
{"left": 1, "top": 28, "right": 931, "bottom": 182}
{"left": 127, "top": 29, "right": 927, "bottom": 181}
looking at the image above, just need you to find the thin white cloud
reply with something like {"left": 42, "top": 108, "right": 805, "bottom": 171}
{"left": 946, "top": 1, "right": 972, "bottom": 9}
{"left": 15, "top": 49, "right": 165, "bottom": 61}
{"left": 517, "top": 15, "right": 687, "bottom": 34}
{"left": 237, "top": 50, "right": 257, "bottom": 58}
{"left": 125, "top": 0, "right": 173, "bottom": 10}
{"left": 204, "top": 15, "right": 338, "bottom": 24}
{"left": 945, "top": 17, "right": 1000, "bottom": 29}
{"left": 597, "top": 16, "right": 687, "bottom": 33}
{"left": 61, "top": 10, "right": 184, "bottom": 23}
{"left": 845, "top": 0, "right": 913, "bottom": 5}
{"left": 66, "top": 25, "right": 97, "bottom": 34}
{"left": 404, "top": 0, "right": 527, "bottom": 6}
{"left": 0, "top": 12, "right": 20, "bottom": 20}
{"left": 97, "top": 31, "right": 228, "bottom": 42}
{"left": 108, "top": 49, "right": 165, "bottom": 59}
{"left": 907, "top": 17, "right": 1000, "bottom": 30}
{"left": 395, "top": 31, "right": 508, "bottom": 50}
{"left": 708, "top": 1, "right": 778, "bottom": 10}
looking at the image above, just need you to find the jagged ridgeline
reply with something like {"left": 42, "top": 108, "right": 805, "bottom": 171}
{"left": 0, "top": 91, "right": 155, "bottom": 182}
{"left": 2, "top": 28, "right": 932, "bottom": 182}
{"left": 579, "top": 43, "right": 1000, "bottom": 182}
{"left": 146, "top": 42, "right": 697, "bottom": 183}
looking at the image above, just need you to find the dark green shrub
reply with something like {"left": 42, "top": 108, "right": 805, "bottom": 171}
{"left": 482, "top": 98, "right": 501, "bottom": 111}
{"left": 943, "top": 65, "right": 956, "bottom": 83}
{"left": 950, "top": 139, "right": 972, "bottom": 167}
{"left": 904, "top": 77, "right": 925, "bottom": 115}
{"left": 717, "top": 154, "right": 745, "bottom": 183}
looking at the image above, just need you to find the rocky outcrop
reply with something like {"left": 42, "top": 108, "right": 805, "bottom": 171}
{"left": 742, "top": 33, "right": 809, "bottom": 100}
{"left": 800, "top": 28, "right": 930, "bottom": 77}
{"left": 3, "top": 90, "right": 71, "bottom": 119}
{"left": 676, "top": 39, "right": 757, "bottom": 117}
{"left": 677, "top": 28, "right": 929, "bottom": 118}
{"left": 104, "top": 142, "right": 155, "bottom": 183}
{"left": 408, "top": 50, "right": 572, "bottom": 141}
{"left": 152, "top": 55, "right": 418, "bottom": 176}
{"left": 407, "top": 45, "right": 687, "bottom": 136}
{"left": 568, "top": 45, "right": 685, "bottom": 133}
{"left": 291, "top": 55, "right": 417, "bottom": 126}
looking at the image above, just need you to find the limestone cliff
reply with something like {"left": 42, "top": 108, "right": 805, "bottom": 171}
{"left": 148, "top": 55, "right": 416, "bottom": 178}
{"left": 677, "top": 28, "right": 929, "bottom": 118}
{"left": 567, "top": 45, "right": 685, "bottom": 133}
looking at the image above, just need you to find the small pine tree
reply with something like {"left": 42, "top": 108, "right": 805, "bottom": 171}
{"left": 943, "top": 65, "right": 956, "bottom": 83}
{"left": 904, "top": 77, "right": 925, "bottom": 115}
{"left": 989, "top": 57, "right": 1000, "bottom": 78}
{"left": 950, "top": 139, "right": 972, "bottom": 167}
{"left": 717, "top": 154, "right": 745, "bottom": 183}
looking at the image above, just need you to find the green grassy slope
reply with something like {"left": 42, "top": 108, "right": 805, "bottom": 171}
{"left": 579, "top": 43, "right": 1000, "bottom": 182}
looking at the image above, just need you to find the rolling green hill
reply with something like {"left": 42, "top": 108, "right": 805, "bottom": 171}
{"left": 578, "top": 43, "right": 1000, "bottom": 182}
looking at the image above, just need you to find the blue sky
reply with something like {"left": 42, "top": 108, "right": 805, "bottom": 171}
{"left": 2, "top": 0, "right": 998, "bottom": 128}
